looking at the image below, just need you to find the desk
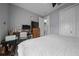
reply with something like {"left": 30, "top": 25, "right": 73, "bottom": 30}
{"left": 0, "top": 45, "right": 5, "bottom": 56}
{"left": 1, "top": 39, "right": 27, "bottom": 56}
{"left": 1, "top": 39, "right": 27, "bottom": 47}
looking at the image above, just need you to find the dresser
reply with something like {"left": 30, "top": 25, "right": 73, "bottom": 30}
{"left": 32, "top": 28, "right": 40, "bottom": 38}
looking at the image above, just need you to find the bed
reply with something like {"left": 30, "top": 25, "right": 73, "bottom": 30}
{"left": 17, "top": 34, "right": 79, "bottom": 56}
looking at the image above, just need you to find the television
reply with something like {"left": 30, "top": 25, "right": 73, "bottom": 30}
{"left": 31, "top": 21, "right": 39, "bottom": 28}
{"left": 22, "top": 25, "right": 30, "bottom": 30}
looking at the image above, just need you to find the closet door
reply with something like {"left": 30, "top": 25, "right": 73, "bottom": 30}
{"left": 59, "top": 7, "right": 75, "bottom": 36}
{"left": 39, "top": 17, "right": 44, "bottom": 36}
{"left": 75, "top": 5, "right": 79, "bottom": 37}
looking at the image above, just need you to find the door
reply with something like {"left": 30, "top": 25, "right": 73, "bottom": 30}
{"left": 39, "top": 17, "right": 44, "bottom": 36}
{"left": 44, "top": 16, "right": 51, "bottom": 35}
{"left": 59, "top": 7, "right": 75, "bottom": 36}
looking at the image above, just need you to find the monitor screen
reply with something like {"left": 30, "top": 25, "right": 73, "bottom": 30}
{"left": 22, "top": 25, "right": 30, "bottom": 30}
{"left": 31, "top": 21, "right": 39, "bottom": 28}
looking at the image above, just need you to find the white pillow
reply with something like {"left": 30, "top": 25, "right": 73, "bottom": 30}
{"left": 20, "top": 32, "right": 27, "bottom": 39}
{"left": 5, "top": 35, "right": 16, "bottom": 41}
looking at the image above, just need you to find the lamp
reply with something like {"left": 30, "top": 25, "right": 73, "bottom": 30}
{"left": 44, "top": 19, "right": 47, "bottom": 24}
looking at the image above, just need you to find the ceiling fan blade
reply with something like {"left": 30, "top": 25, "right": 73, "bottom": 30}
{"left": 52, "top": 3, "right": 56, "bottom": 7}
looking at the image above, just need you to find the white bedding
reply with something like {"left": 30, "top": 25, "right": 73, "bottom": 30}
{"left": 18, "top": 34, "right": 79, "bottom": 56}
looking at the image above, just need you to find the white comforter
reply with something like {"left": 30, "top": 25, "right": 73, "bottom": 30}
{"left": 18, "top": 34, "right": 79, "bottom": 56}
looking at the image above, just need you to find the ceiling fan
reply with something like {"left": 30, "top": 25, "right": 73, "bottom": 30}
{"left": 52, "top": 3, "right": 61, "bottom": 7}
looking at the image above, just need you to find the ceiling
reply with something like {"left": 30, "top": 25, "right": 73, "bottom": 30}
{"left": 12, "top": 3, "right": 75, "bottom": 17}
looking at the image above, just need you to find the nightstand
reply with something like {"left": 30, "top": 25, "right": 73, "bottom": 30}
{"left": 0, "top": 44, "right": 6, "bottom": 56}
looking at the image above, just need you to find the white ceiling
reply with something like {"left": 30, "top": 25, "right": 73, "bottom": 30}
{"left": 12, "top": 3, "right": 75, "bottom": 17}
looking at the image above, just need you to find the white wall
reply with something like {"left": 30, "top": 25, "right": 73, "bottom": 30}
{"left": 9, "top": 5, "right": 39, "bottom": 32}
{"left": 49, "top": 4, "right": 75, "bottom": 35}
{"left": 75, "top": 5, "right": 79, "bottom": 37}
{"left": 59, "top": 6, "right": 76, "bottom": 37}
{"left": 0, "top": 4, "right": 9, "bottom": 41}
{"left": 49, "top": 10, "right": 59, "bottom": 34}
{"left": 49, "top": 4, "right": 79, "bottom": 37}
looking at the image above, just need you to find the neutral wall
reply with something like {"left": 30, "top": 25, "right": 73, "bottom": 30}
{"left": 9, "top": 5, "right": 39, "bottom": 32}
{"left": 0, "top": 4, "right": 9, "bottom": 41}
{"left": 49, "top": 4, "right": 74, "bottom": 35}
{"left": 49, "top": 4, "right": 75, "bottom": 35}
{"left": 75, "top": 5, "right": 79, "bottom": 37}
{"left": 49, "top": 4, "right": 79, "bottom": 37}
{"left": 49, "top": 10, "right": 59, "bottom": 35}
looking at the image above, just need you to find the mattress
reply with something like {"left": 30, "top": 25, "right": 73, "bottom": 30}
{"left": 18, "top": 34, "right": 79, "bottom": 56}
